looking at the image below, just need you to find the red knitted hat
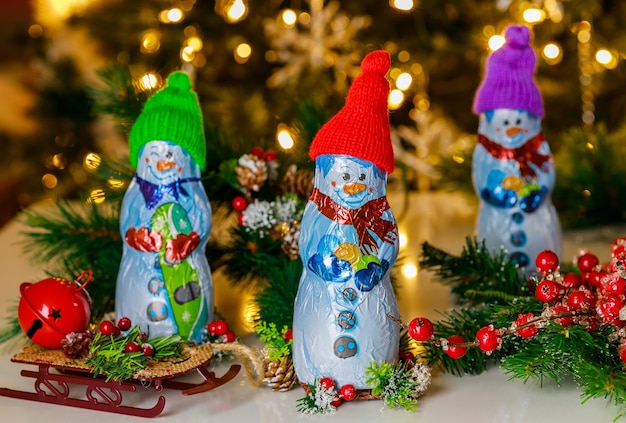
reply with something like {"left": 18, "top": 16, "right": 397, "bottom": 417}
{"left": 309, "top": 50, "right": 394, "bottom": 174}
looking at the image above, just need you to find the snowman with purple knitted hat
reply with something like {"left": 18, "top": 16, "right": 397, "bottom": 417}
{"left": 472, "top": 24, "right": 562, "bottom": 275}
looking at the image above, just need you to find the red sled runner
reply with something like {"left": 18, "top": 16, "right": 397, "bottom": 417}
{"left": 0, "top": 344, "right": 242, "bottom": 418}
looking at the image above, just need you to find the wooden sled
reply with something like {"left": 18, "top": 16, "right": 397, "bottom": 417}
{"left": 0, "top": 344, "right": 241, "bottom": 418}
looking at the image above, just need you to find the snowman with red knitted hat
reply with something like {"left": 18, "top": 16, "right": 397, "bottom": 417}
{"left": 292, "top": 50, "right": 400, "bottom": 391}
{"left": 472, "top": 25, "right": 562, "bottom": 275}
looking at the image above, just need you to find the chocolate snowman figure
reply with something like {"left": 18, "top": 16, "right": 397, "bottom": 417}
{"left": 472, "top": 25, "right": 562, "bottom": 275}
{"left": 115, "top": 71, "right": 213, "bottom": 343}
{"left": 292, "top": 51, "right": 400, "bottom": 390}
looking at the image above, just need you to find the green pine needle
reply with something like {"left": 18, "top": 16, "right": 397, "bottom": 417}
{"left": 87, "top": 325, "right": 183, "bottom": 382}
{"left": 365, "top": 361, "right": 422, "bottom": 411}
{"left": 255, "top": 321, "right": 292, "bottom": 361}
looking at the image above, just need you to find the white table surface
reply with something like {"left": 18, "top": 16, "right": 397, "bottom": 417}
{"left": 0, "top": 191, "right": 623, "bottom": 422}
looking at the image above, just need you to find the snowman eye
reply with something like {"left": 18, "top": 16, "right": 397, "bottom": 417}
{"left": 359, "top": 173, "right": 366, "bottom": 181}
{"left": 342, "top": 173, "right": 351, "bottom": 181}
{"left": 166, "top": 151, "right": 173, "bottom": 159}
{"left": 516, "top": 118, "right": 522, "bottom": 125}
{"left": 503, "top": 119, "right": 509, "bottom": 125}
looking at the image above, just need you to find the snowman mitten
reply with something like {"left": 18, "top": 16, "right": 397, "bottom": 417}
{"left": 165, "top": 231, "right": 201, "bottom": 264}
{"left": 308, "top": 253, "right": 352, "bottom": 282}
{"left": 125, "top": 227, "right": 163, "bottom": 252}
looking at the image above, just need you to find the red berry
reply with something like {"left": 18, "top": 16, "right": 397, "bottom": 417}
{"left": 237, "top": 212, "right": 245, "bottom": 226}
{"left": 407, "top": 317, "right": 434, "bottom": 342}
{"left": 619, "top": 342, "right": 626, "bottom": 363}
{"left": 225, "top": 330, "right": 236, "bottom": 343}
{"left": 250, "top": 147, "right": 264, "bottom": 158}
{"left": 597, "top": 294, "right": 625, "bottom": 320}
{"left": 137, "top": 331, "right": 148, "bottom": 342}
{"left": 231, "top": 196, "right": 248, "bottom": 212}
{"left": 515, "top": 313, "right": 538, "bottom": 338}
{"left": 99, "top": 320, "right": 115, "bottom": 336}
{"left": 117, "top": 317, "right": 132, "bottom": 331}
{"left": 141, "top": 343, "right": 155, "bottom": 357}
{"left": 208, "top": 320, "right": 229, "bottom": 336}
{"left": 124, "top": 341, "right": 140, "bottom": 353}
{"left": 535, "top": 250, "right": 559, "bottom": 274}
{"left": 586, "top": 270, "right": 606, "bottom": 289}
{"left": 263, "top": 149, "right": 278, "bottom": 162}
{"left": 561, "top": 273, "right": 582, "bottom": 288}
{"left": 552, "top": 304, "right": 573, "bottom": 327}
{"left": 111, "top": 325, "right": 121, "bottom": 337}
{"left": 476, "top": 325, "right": 500, "bottom": 353}
{"left": 567, "top": 290, "right": 591, "bottom": 311}
{"left": 339, "top": 384, "right": 357, "bottom": 401}
{"left": 445, "top": 335, "right": 468, "bottom": 359}
{"left": 282, "top": 328, "right": 293, "bottom": 342}
{"left": 399, "top": 350, "right": 415, "bottom": 362}
{"left": 578, "top": 252, "right": 599, "bottom": 272}
{"left": 319, "top": 377, "right": 336, "bottom": 390}
{"left": 612, "top": 238, "right": 626, "bottom": 256}
{"left": 535, "top": 279, "right": 563, "bottom": 303}
{"left": 330, "top": 398, "right": 342, "bottom": 407}
{"left": 604, "top": 277, "right": 626, "bottom": 296}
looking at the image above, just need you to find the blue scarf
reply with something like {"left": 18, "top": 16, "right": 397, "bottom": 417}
{"left": 135, "top": 175, "right": 201, "bottom": 209}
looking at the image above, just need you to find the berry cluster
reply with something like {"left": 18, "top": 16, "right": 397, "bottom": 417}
{"left": 318, "top": 377, "right": 358, "bottom": 406}
{"left": 206, "top": 319, "right": 236, "bottom": 343}
{"left": 98, "top": 316, "right": 155, "bottom": 357}
{"left": 398, "top": 238, "right": 626, "bottom": 361}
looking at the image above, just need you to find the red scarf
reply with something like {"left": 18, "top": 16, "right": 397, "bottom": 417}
{"left": 310, "top": 188, "right": 397, "bottom": 253}
{"left": 477, "top": 132, "right": 551, "bottom": 179}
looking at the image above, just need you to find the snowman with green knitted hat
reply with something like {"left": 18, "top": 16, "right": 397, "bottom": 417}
{"left": 115, "top": 70, "right": 213, "bottom": 343}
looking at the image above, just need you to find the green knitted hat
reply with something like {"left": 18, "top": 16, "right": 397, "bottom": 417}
{"left": 129, "top": 71, "right": 206, "bottom": 171}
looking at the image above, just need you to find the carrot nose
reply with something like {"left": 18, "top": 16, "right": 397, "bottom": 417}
{"left": 506, "top": 126, "right": 522, "bottom": 137}
{"left": 156, "top": 160, "right": 176, "bottom": 171}
{"left": 344, "top": 182, "right": 367, "bottom": 195}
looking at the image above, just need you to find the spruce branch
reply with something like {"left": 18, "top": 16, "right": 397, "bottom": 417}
{"left": 420, "top": 237, "right": 530, "bottom": 303}
{"left": 20, "top": 200, "right": 122, "bottom": 320}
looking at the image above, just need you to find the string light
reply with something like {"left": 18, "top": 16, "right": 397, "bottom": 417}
{"left": 234, "top": 43, "right": 252, "bottom": 64}
{"left": 399, "top": 232, "right": 407, "bottom": 249}
{"left": 281, "top": 9, "right": 298, "bottom": 28}
{"left": 488, "top": 35, "right": 505, "bottom": 51}
{"left": 226, "top": 0, "right": 248, "bottom": 23}
{"left": 83, "top": 153, "right": 101, "bottom": 172}
{"left": 88, "top": 189, "right": 106, "bottom": 204}
{"left": 388, "top": 89, "right": 405, "bottom": 110}
{"left": 522, "top": 7, "right": 545, "bottom": 24}
{"left": 138, "top": 73, "right": 161, "bottom": 91}
{"left": 542, "top": 43, "right": 562, "bottom": 65}
{"left": 140, "top": 30, "right": 161, "bottom": 54}
{"left": 41, "top": 174, "right": 58, "bottom": 189}
{"left": 158, "top": 8, "right": 184, "bottom": 24}
{"left": 396, "top": 72, "right": 413, "bottom": 91}
{"left": 390, "top": 0, "right": 415, "bottom": 12}
{"left": 595, "top": 48, "right": 618, "bottom": 69}
{"left": 276, "top": 124, "right": 295, "bottom": 150}
{"left": 401, "top": 263, "right": 418, "bottom": 278}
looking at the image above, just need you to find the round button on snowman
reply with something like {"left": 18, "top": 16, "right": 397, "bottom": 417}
{"left": 292, "top": 50, "right": 400, "bottom": 390}
{"left": 472, "top": 25, "right": 562, "bottom": 275}
{"left": 115, "top": 71, "right": 213, "bottom": 343}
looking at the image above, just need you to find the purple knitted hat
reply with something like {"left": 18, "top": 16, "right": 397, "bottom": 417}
{"left": 472, "top": 25, "right": 544, "bottom": 117}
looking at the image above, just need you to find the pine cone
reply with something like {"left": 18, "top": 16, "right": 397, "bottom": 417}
{"left": 263, "top": 355, "right": 297, "bottom": 391}
{"left": 61, "top": 329, "right": 95, "bottom": 359}
{"left": 279, "top": 164, "right": 314, "bottom": 203}
{"left": 235, "top": 154, "right": 268, "bottom": 192}
{"left": 280, "top": 222, "right": 300, "bottom": 259}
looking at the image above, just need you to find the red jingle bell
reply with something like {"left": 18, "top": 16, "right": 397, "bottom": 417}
{"left": 18, "top": 270, "right": 93, "bottom": 349}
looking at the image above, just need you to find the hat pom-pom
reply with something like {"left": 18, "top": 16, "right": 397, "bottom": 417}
{"left": 167, "top": 71, "right": 192, "bottom": 91}
{"left": 361, "top": 50, "right": 391, "bottom": 76}
{"left": 504, "top": 25, "right": 530, "bottom": 49}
